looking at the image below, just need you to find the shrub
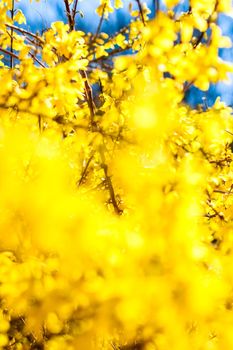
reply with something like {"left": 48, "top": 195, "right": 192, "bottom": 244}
{"left": 0, "top": 0, "right": 233, "bottom": 349}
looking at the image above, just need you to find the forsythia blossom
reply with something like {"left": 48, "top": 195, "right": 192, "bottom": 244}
{"left": 0, "top": 0, "right": 233, "bottom": 349}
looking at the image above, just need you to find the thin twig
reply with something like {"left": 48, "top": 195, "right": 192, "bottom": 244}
{"left": 29, "top": 52, "right": 46, "bottom": 67}
{"left": 108, "top": 23, "right": 130, "bottom": 40}
{"left": 10, "top": 0, "right": 15, "bottom": 68}
{"left": 99, "top": 146, "right": 123, "bottom": 215}
{"left": 38, "top": 115, "right": 43, "bottom": 132}
{"left": 183, "top": 80, "right": 194, "bottom": 93}
{"left": 183, "top": 1, "right": 219, "bottom": 94}
{"left": 79, "top": 70, "right": 96, "bottom": 128}
{"left": 6, "top": 24, "right": 44, "bottom": 45}
{"left": 0, "top": 47, "right": 19, "bottom": 60}
{"left": 24, "top": 35, "right": 41, "bottom": 47}
{"left": 91, "top": 3, "right": 106, "bottom": 44}
{"left": 89, "top": 45, "right": 132, "bottom": 63}
{"left": 63, "top": 0, "right": 96, "bottom": 128}
{"left": 135, "top": 0, "right": 145, "bottom": 26}
{"left": 206, "top": 199, "right": 225, "bottom": 220}
{"left": 213, "top": 190, "right": 233, "bottom": 195}
{"left": 3, "top": 28, "right": 44, "bottom": 67}
{"left": 72, "top": 0, "right": 79, "bottom": 27}
{"left": 64, "top": 0, "right": 74, "bottom": 30}
{"left": 225, "top": 130, "right": 233, "bottom": 137}
{"left": 193, "top": 0, "right": 218, "bottom": 48}
{"left": 78, "top": 152, "right": 95, "bottom": 186}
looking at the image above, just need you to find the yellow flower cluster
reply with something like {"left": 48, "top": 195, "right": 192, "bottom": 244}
{"left": 0, "top": 0, "right": 233, "bottom": 349}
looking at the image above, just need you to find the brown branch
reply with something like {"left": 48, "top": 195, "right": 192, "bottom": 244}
{"left": 213, "top": 190, "right": 233, "bottom": 195}
{"left": 29, "top": 52, "right": 45, "bottom": 67}
{"left": 1, "top": 44, "right": 45, "bottom": 67}
{"left": 72, "top": 0, "right": 79, "bottom": 26}
{"left": 206, "top": 199, "right": 225, "bottom": 221}
{"left": 193, "top": 31, "right": 205, "bottom": 49}
{"left": 24, "top": 35, "right": 41, "bottom": 48}
{"left": 99, "top": 146, "right": 123, "bottom": 215}
{"left": 63, "top": 0, "right": 96, "bottom": 128}
{"left": 79, "top": 70, "right": 96, "bottom": 128}
{"left": 183, "top": 1, "right": 219, "bottom": 94}
{"left": 91, "top": 3, "right": 106, "bottom": 44}
{"left": 78, "top": 152, "right": 95, "bottom": 186}
{"left": 193, "top": 0, "right": 218, "bottom": 48}
{"left": 108, "top": 23, "right": 131, "bottom": 40}
{"left": 183, "top": 80, "right": 194, "bottom": 93}
{"left": 10, "top": 0, "right": 15, "bottom": 68}
{"left": 6, "top": 24, "right": 44, "bottom": 45}
{"left": 102, "top": 163, "right": 123, "bottom": 215}
{"left": 64, "top": 0, "right": 74, "bottom": 31}
{"left": 89, "top": 45, "right": 132, "bottom": 63}
{"left": 135, "top": 0, "right": 145, "bottom": 26}
{"left": 225, "top": 130, "right": 233, "bottom": 137}
{"left": 38, "top": 115, "right": 43, "bottom": 132}
{"left": 1, "top": 31, "right": 44, "bottom": 68}
{"left": 0, "top": 46, "right": 19, "bottom": 60}
{"left": 119, "top": 341, "right": 145, "bottom": 350}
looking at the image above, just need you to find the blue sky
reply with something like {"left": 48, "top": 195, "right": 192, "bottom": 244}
{"left": 16, "top": 0, "right": 233, "bottom": 106}
{"left": 17, "top": 0, "right": 132, "bottom": 32}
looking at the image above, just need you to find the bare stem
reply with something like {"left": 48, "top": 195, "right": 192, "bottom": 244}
{"left": 135, "top": 0, "right": 145, "bottom": 26}
{"left": 72, "top": 0, "right": 79, "bottom": 27}
{"left": 91, "top": 3, "right": 106, "bottom": 44}
{"left": 0, "top": 47, "right": 19, "bottom": 60}
{"left": 79, "top": 70, "right": 96, "bottom": 128}
{"left": 64, "top": 0, "right": 74, "bottom": 30}
{"left": 63, "top": 0, "right": 96, "bottom": 128}
{"left": 10, "top": 0, "right": 15, "bottom": 68}
{"left": 99, "top": 146, "right": 123, "bottom": 215}
{"left": 193, "top": 0, "right": 218, "bottom": 48}
{"left": 78, "top": 152, "right": 94, "bottom": 186}
{"left": 29, "top": 52, "right": 46, "bottom": 68}
{"left": 89, "top": 45, "right": 132, "bottom": 63}
{"left": 6, "top": 23, "right": 44, "bottom": 45}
